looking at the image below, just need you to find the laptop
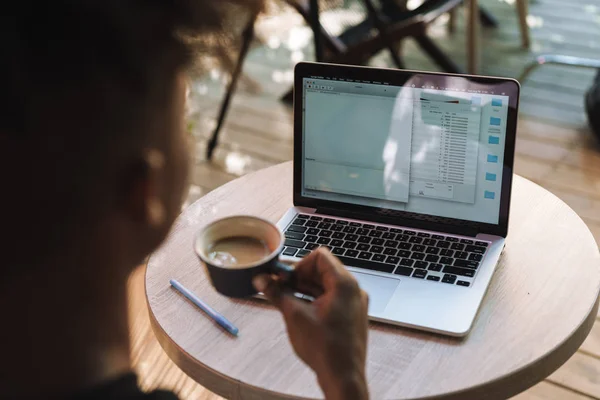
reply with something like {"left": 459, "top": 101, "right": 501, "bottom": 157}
{"left": 276, "top": 62, "right": 520, "bottom": 337}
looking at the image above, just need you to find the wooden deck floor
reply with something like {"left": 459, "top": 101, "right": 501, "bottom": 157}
{"left": 128, "top": 0, "right": 600, "bottom": 398}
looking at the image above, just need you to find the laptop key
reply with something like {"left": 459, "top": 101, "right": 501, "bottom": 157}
{"left": 390, "top": 228, "right": 403, "bottom": 233}
{"left": 409, "top": 237, "right": 423, "bottom": 244}
{"left": 427, "top": 275, "right": 441, "bottom": 281}
{"left": 370, "top": 246, "right": 384, "bottom": 253}
{"left": 450, "top": 243, "right": 465, "bottom": 251}
{"left": 383, "top": 248, "right": 397, "bottom": 256}
{"left": 417, "top": 232, "right": 430, "bottom": 237}
{"left": 320, "top": 230, "right": 333, "bottom": 238}
{"left": 305, "top": 220, "right": 319, "bottom": 228}
{"left": 397, "top": 250, "right": 411, "bottom": 258}
{"left": 297, "top": 250, "right": 311, "bottom": 258}
{"left": 442, "top": 274, "right": 457, "bottom": 284}
{"left": 283, "top": 247, "right": 297, "bottom": 256}
{"left": 385, "top": 240, "right": 399, "bottom": 248}
{"left": 371, "top": 238, "right": 385, "bottom": 246}
{"left": 343, "top": 242, "right": 357, "bottom": 249}
{"left": 343, "top": 226, "right": 357, "bottom": 233}
{"left": 297, "top": 214, "right": 309, "bottom": 219}
{"left": 363, "top": 224, "right": 375, "bottom": 229}
{"left": 415, "top": 261, "right": 428, "bottom": 269}
{"left": 440, "top": 256, "right": 453, "bottom": 264}
{"left": 356, "top": 228, "right": 370, "bottom": 236}
{"left": 454, "top": 259, "right": 479, "bottom": 269}
{"left": 324, "top": 218, "right": 335, "bottom": 223}
{"left": 317, "top": 237, "right": 331, "bottom": 245}
{"left": 376, "top": 226, "right": 389, "bottom": 231}
{"left": 285, "top": 239, "right": 306, "bottom": 248}
{"left": 413, "top": 269, "right": 427, "bottom": 278}
{"left": 305, "top": 243, "right": 319, "bottom": 250}
{"left": 432, "top": 234, "right": 445, "bottom": 240}
{"left": 285, "top": 232, "right": 304, "bottom": 240}
{"left": 382, "top": 232, "right": 396, "bottom": 240}
{"left": 358, "top": 252, "right": 372, "bottom": 260}
{"left": 460, "top": 239, "right": 474, "bottom": 244}
{"left": 331, "top": 224, "right": 344, "bottom": 232}
{"left": 358, "top": 236, "right": 371, "bottom": 244}
{"left": 465, "top": 245, "right": 487, "bottom": 254}
{"left": 332, "top": 247, "right": 345, "bottom": 255}
{"left": 369, "top": 230, "right": 382, "bottom": 238}
{"left": 411, "top": 252, "right": 425, "bottom": 260}
{"left": 439, "top": 249, "right": 454, "bottom": 257}
{"left": 398, "top": 242, "right": 411, "bottom": 250}
{"left": 372, "top": 254, "right": 386, "bottom": 262}
{"left": 350, "top": 222, "right": 361, "bottom": 227}
{"left": 357, "top": 243, "right": 370, "bottom": 251}
{"left": 400, "top": 258, "right": 415, "bottom": 267}
{"left": 457, "top": 280, "right": 471, "bottom": 287}
{"left": 468, "top": 253, "right": 483, "bottom": 262}
{"left": 288, "top": 225, "right": 307, "bottom": 233}
{"left": 423, "top": 239, "right": 436, "bottom": 246}
{"left": 455, "top": 251, "right": 468, "bottom": 259}
{"left": 305, "top": 235, "right": 318, "bottom": 243}
{"left": 404, "top": 230, "right": 417, "bottom": 236}
{"left": 292, "top": 219, "right": 305, "bottom": 226}
{"left": 332, "top": 232, "right": 345, "bottom": 239}
{"left": 397, "top": 234, "right": 409, "bottom": 242}
{"left": 446, "top": 237, "right": 459, "bottom": 242}
{"left": 345, "top": 250, "right": 359, "bottom": 257}
{"left": 443, "top": 266, "right": 475, "bottom": 277}
{"left": 436, "top": 241, "right": 450, "bottom": 249}
{"left": 394, "top": 266, "right": 413, "bottom": 276}
{"left": 425, "top": 255, "right": 439, "bottom": 263}
{"left": 337, "top": 256, "right": 395, "bottom": 274}
{"left": 475, "top": 241, "right": 489, "bottom": 247}
{"left": 412, "top": 245, "right": 425, "bottom": 252}
{"left": 330, "top": 239, "right": 344, "bottom": 247}
{"left": 307, "top": 228, "right": 319, "bottom": 235}
{"left": 426, "top": 246, "right": 439, "bottom": 254}
{"left": 318, "top": 223, "right": 332, "bottom": 230}
{"left": 310, "top": 216, "right": 322, "bottom": 221}
{"left": 386, "top": 256, "right": 400, "bottom": 264}
{"left": 346, "top": 234, "right": 358, "bottom": 241}
{"left": 428, "top": 263, "right": 442, "bottom": 272}
{"left": 337, "top": 220, "right": 349, "bottom": 225}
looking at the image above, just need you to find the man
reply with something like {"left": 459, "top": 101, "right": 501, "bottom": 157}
{"left": 0, "top": 1, "right": 369, "bottom": 399}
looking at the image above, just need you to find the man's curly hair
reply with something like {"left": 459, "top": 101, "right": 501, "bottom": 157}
{"left": 0, "top": 0, "right": 263, "bottom": 269}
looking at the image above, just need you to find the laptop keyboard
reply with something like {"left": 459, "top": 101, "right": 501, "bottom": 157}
{"left": 282, "top": 214, "right": 490, "bottom": 288}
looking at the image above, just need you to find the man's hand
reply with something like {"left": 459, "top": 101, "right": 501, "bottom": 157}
{"left": 253, "top": 248, "right": 369, "bottom": 400}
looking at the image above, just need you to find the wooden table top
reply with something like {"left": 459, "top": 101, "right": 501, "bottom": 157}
{"left": 146, "top": 161, "right": 600, "bottom": 400}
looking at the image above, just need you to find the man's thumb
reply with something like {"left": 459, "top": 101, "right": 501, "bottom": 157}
{"left": 253, "top": 274, "right": 284, "bottom": 309}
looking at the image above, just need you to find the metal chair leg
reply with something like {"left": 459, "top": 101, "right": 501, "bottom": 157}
{"left": 519, "top": 54, "right": 600, "bottom": 83}
{"left": 206, "top": 15, "right": 256, "bottom": 161}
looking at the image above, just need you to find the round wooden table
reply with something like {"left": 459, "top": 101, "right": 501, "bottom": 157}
{"left": 146, "top": 162, "right": 600, "bottom": 400}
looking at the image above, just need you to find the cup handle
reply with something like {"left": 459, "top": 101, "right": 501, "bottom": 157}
{"left": 273, "top": 261, "right": 296, "bottom": 286}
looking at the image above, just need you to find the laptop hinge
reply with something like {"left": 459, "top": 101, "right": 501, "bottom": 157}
{"left": 316, "top": 208, "right": 480, "bottom": 237}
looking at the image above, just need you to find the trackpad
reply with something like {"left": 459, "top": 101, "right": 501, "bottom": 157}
{"left": 351, "top": 271, "right": 399, "bottom": 315}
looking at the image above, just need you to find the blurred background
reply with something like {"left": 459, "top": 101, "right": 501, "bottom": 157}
{"left": 131, "top": 0, "right": 600, "bottom": 398}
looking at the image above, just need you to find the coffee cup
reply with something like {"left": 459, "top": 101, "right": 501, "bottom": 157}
{"left": 194, "top": 215, "right": 295, "bottom": 298}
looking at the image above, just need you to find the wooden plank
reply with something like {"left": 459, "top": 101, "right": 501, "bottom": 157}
{"left": 511, "top": 381, "right": 594, "bottom": 400}
{"left": 547, "top": 352, "right": 600, "bottom": 398}
{"left": 517, "top": 118, "right": 588, "bottom": 145}
{"left": 563, "top": 146, "right": 600, "bottom": 174}
{"left": 513, "top": 155, "right": 556, "bottom": 183}
{"left": 515, "top": 136, "right": 572, "bottom": 164}
{"left": 580, "top": 319, "right": 600, "bottom": 356}
{"left": 539, "top": 164, "right": 600, "bottom": 198}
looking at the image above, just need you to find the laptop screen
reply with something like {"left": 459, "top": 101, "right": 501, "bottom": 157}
{"left": 300, "top": 73, "right": 515, "bottom": 226}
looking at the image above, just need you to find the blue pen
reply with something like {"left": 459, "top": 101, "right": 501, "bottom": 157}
{"left": 169, "top": 279, "right": 239, "bottom": 336}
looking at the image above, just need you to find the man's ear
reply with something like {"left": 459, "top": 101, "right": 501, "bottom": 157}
{"left": 123, "top": 149, "right": 167, "bottom": 228}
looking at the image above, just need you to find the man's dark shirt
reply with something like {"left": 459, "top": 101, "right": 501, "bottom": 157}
{"left": 67, "top": 374, "right": 178, "bottom": 400}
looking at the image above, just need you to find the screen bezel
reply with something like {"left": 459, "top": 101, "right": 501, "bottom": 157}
{"left": 293, "top": 62, "right": 519, "bottom": 238}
